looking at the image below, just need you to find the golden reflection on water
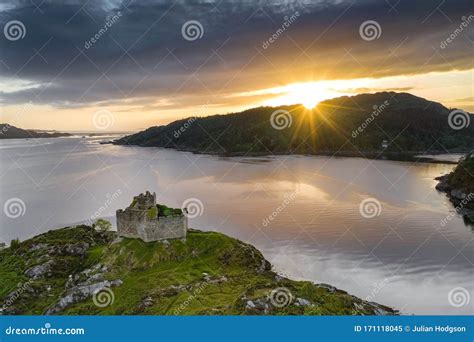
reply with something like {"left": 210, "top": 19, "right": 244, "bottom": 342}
{"left": 0, "top": 138, "right": 471, "bottom": 315}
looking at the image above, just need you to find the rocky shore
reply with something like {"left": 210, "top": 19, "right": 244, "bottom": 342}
{"left": 435, "top": 153, "right": 474, "bottom": 223}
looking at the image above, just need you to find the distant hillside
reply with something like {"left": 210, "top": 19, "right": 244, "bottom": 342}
{"left": 115, "top": 92, "right": 473, "bottom": 156}
{"left": 0, "top": 124, "right": 71, "bottom": 139}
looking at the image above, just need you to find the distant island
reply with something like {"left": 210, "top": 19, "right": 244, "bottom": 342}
{"left": 0, "top": 195, "right": 396, "bottom": 316}
{"left": 115, "top": 92, "right": 473, "bottom": 160}
{"left": 0, "top": 124, "right": 71, "bottom": 139}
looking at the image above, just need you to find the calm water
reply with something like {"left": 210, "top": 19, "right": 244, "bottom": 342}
{"left": 0, "top": 137, "right": 472, "bottom": 315}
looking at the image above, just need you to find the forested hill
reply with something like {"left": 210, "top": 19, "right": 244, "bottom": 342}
{"left": 115, "top": 92, "right": 473, "bottom": 155}
{"left": 0, "top": 124, "right": 71, "bottom": 139}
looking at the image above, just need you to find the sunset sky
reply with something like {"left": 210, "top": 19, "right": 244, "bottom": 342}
{"left": 0, "top": 0, "right": 473, "bottom": 131}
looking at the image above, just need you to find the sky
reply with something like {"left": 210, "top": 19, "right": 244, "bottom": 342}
{"left": 0, "top": 0, "right": 473, "bottom": 131}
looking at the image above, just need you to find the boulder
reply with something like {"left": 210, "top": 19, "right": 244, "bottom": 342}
{"left": 28, "top": 243, "right": 48, "bottom": 252}
{"left": 24, "top": 260, "right": 54, "bottom": 279}
{"left": 295, "top": 297, "right": 312, "bottom": 307}
{"left": 245, "top": 300, "right": 256, "bottom": 309}
{"left": 317, "top": 283, "right": 336, "bottom": 293}
{"left": 46, "top": 279, "right": 122, "bottom": 314}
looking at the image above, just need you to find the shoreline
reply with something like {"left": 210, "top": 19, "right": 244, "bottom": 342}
{"left": 112, "top": 142, "right": 463, "bottom": 164}
{"left": 434, "top": 152, "right": 474, "bottom": 224}
{"left": 435, "top": 176, "right": 474, "bottom": 224}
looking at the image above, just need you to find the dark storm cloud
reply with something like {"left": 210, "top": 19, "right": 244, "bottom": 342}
{"left": 0, "top": 0, "right": 472, "bottom": 107}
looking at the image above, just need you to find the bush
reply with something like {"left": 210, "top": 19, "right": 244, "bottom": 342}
{"left": 92, "top": 219, "right": 112, "bottom": 232}
{"left": 157, "top": 204, "right": 182, "bottom": 217}
{"left": 10, "top": 238, "right": 20, "bottom": 250}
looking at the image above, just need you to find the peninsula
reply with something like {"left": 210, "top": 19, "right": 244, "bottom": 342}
{"left": 0, "top": 194, "right": 396, "bottom": 316}
{"left": 0, "top": 124, "right": 71, "bottom": 139}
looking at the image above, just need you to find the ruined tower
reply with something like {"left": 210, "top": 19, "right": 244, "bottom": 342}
{"left": 116, "top": 191, "right": 187, "bottom": 242}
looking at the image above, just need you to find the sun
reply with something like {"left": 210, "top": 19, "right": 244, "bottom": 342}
{"left": 260, "top": 82, "right": 346, "bottom": 109}
{"left": 302, "top": 99, "right": 318, "bottom": 109}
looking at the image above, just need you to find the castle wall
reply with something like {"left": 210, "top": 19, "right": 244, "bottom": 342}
{"left": 116, "top": 209, "right": 147, "bottom": 239}
{"left": 142, "top": 216, "right": 187, "bottom": 242}
{"left": 117, "top": 209, "right": 187, "bottom": 242}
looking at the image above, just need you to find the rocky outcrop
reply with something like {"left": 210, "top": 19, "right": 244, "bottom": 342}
{"left": 27, "top": 242, "right": 89, "bottom": 259}
{"left": 435, "top": 153, "right": 474, "bottom": 223}
{"left": 241, "top": 293, "right": 393, "bottom": 315}
{"left": 24, "top": 260, "right": 54, "bottom": 279}
{"left": 46, "top": 279, "right": 122, "bottom": 314}
{"left": 46, "top": 263, "right": 122, "bottom": 314}
{"left": 435, "top": 175, "right": 472, "bottom": 204}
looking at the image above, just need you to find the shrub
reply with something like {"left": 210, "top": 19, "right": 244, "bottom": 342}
{"left": 92, "top": 219, "right": 112, "bottom": 232}
{"left": 10, "top": 238, "right": 20, "bottom": 250}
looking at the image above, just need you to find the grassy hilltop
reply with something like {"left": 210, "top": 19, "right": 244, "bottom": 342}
{"left": 0, "top": 226, "right": 395, "bottom": 315}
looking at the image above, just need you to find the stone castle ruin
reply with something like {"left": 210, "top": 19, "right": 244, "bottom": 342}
{"left": 116, "top": 191, "right": 187, "bottom": 242}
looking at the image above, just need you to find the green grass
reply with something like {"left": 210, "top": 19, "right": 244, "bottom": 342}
{"left": 0, "top": 226, "right": 395, "bottom": 315}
